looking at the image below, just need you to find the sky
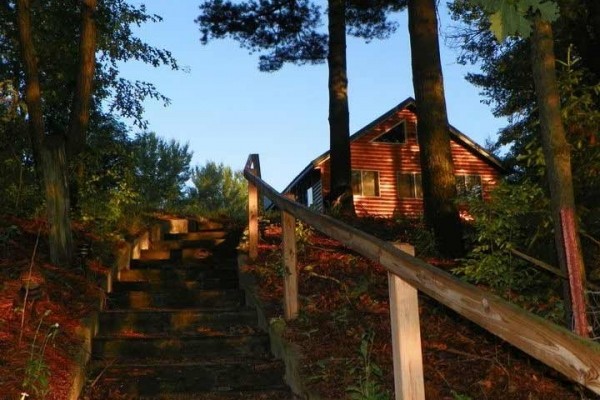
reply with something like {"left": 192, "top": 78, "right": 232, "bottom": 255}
{"left": 118, "top": 1, "right": 508, "bottom": 192}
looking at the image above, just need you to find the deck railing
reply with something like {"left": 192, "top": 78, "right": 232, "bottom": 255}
{"left": 244, "top": 153, "right": 600, "bottom": 398}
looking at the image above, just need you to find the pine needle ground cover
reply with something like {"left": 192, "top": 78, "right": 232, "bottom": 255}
{"left": 0, "top": 216, "right": 106, "bottom": 400}
{"left": 244, "top": 222, "right": 590, "bottom": 399}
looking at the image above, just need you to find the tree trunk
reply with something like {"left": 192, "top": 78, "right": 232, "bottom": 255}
{"left": 407, "top": 0, "right": 463, "bottom": 257}
{"left": 530, "top": 15, "right": 588, "bottom": 336}
{"left": 17, "top": 0, "right": 73, "bottom": 266}
{"left": 40, "top": 136, "right": 74, "bottom": 265}
{"left": 67, "top": 0, "right": 97, "bottom": 158}
{"left": 16, "top": 0, "right": 44, "bottom": 159}
{"left": 327, "top": 0, "right": 355, "bottom": 217}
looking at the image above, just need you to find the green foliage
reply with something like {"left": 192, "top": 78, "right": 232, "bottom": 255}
{"left": 72, "top": 121, "right": 195, "bottom": 235}
{"left": 470, "top": 0, "right": 559, "bottom": 41}
{"left": 455, "top": 181, "right": 555, "bottom": 294}
{"left": 22, "top": 311, "right": 59, "bottom": 399}
{"left": 197, "top": 0, "right": 403, "bottom": 72}
{"left": 346, "top": 331, "right": 390, "bottom": 400}
{"left": 187, "top": 161, "right": 248, "bottom": 221}
{"left": 451, "top": 391, "right": 474, "bottom": 400}
{"left": 406, "top": 219, "right": 440, "bottom": 258}
{"left": 0, "top": 0, "right": 178, "bottom": 133}
{"left": 0, "top": 0, "right": 182, "bottom": 223}
{"left": 131, "top": 132, "right": 192, "bottom": 211}
{"left": 295, "top": 221, "right": 313, "bottom": 255}
{"left": 0, "top": 82, "right": 41, "bottom": 216}
{"left": 75, "top": 118, "right": 139, "bottom": 233}
{"left": 0, "top": 225, "right": 20, "bottom": 257}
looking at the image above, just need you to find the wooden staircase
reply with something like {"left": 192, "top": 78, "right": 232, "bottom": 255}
{"left": 84, "top": 221, "right": 295, "bottom": 399}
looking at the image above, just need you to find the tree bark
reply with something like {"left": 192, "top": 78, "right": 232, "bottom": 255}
{"left": 327, "top": 0, "right": 355, "bottom": 216}
{"left": 16, "top": 0, "right": 44, "bottom": 161}
{"left": 530, "top": 15, "right": 588, "bottom": 336}
{"left": 407, "top": 0, "right": 463, "bottom": 257}
{"left": 67, "top": 0, "right": 97, "bottom": 158}
{"left": 40, "top": 136, "right": 74, "bottom": 265}
{"left": 17, "top": 0, "right": 73, "bottom": 266}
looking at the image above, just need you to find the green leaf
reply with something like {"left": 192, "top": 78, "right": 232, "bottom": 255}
{"left": 471, "top": 0, "right": 559, "bottom": 41}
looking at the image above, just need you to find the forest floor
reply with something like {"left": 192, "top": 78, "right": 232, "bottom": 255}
{"left": 0, "top": 216, "right": 107, "bottom": 400}
{"left": 0, "top": 215, "right": 598, "bottom": 399}
{"left": 243, "top": 221, "right": 598, "bottom": 400}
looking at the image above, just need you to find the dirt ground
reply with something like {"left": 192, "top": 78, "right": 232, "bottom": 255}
{"left": 0, "top": 216, "right": 598, "bottom": 399}
{"left": 0, "top": 216, "right": 106, "bottom": 400}
{"left": 244, "top": 223, "right": 598, "bottom": 400}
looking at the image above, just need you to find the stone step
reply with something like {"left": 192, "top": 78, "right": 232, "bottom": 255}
{"left": 93, "top": 334, "right": 271, "bottom": 359}
{"left": 98, "top": 308, "right": 257, "bottom": 335}
{"left": 91, "top": 359, "right": 287, "bottom": 396}
{"left": 107, "top": 289, "right": 245, "bottom": 310}
{"left": 118, "top": 268, "right": 238, "bottom": 284}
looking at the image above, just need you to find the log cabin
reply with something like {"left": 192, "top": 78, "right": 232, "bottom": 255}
{"left": 282, "top": 97, "right": 506, "bottom": 217}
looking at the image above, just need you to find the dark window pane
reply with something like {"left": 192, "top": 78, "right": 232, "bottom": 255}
{"left": 456, "top": 175, "right": 481, "bottom": 198}
{"left": 397, "top": 174, "right": 412, "bottom": 198}
{"left": 375, "top": 121, "right": 406, "bottom": 144}
{"left": 351, "top": 170, "right": 362, "bottom": 195}
{"left": 414, "top": 174, "right": 423, "bottom": 198}
{"left": 455, "top": 175, "right": 467, "bottom": 196}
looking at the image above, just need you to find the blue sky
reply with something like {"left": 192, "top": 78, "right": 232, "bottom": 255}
{"left": 119, "top": 1, "right": 507, "bottom": 191}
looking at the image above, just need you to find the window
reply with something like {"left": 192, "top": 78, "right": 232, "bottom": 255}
{"left": 397, "top": 173, "right": 422, "bottom": 198}
{"left": 352, "top": 170, "right": 380, "bottom": 196}
{"left": 374, "top": 121, "right": 407, "bottom": 144}
{"left": 307, "top": 187, "right": 314, "bottom": 206}
{"left": 455, "top": 175, "right": 482, "bottom": 198}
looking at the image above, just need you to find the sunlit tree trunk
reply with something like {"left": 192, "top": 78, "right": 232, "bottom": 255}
{"left": 327, "top": 0, "right": 355, "bottom": 216}
{"left": 68, "top": 0, "right": 97, "bottom": 157}
{"left": 17, "top": 0, "right": 73, "bottom": 266}
{"left": 407, "top": 0, "right": 463, "bottom": 257}
{"left": 530, "top": 15, "right": 588, "bottom": 336}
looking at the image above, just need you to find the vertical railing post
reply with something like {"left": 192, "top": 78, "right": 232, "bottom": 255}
{"left": 388, "top": 243, "right": 425, "bottom": 400}
{"left": 248, "top": 182, "right": 259, "bottom": 260}
{"left": 282, "top": 193, "right": 299, "bottom": 320}
{"left": 247, "top": 154, "right": 261, "bottom": 261}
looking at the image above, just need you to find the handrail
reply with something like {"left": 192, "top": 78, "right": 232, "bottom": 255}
{"left": 510, "top": 248, "right": 600, "bottom": 291}
{"left": 243, "top": 154, "right": 600, "bottom": 396}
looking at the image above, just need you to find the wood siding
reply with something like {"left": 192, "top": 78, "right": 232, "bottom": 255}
{"left": 318, "top": 108, "right": 501, "bottom": 217}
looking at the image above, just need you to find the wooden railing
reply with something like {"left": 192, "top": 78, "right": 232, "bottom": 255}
{"left": 244, "top": 154, "right": 600, "bottom": 398}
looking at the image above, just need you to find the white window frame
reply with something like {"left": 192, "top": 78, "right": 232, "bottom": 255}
{"left": 397, "top": 172, "right": 423, "bottom": 199}
{"left": 352, "top": 170, "right": 380, "bottom": 197}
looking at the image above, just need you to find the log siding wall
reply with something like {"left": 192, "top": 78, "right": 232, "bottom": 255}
{"left": 318, "top": 108, "right": 501, "bottom": 217}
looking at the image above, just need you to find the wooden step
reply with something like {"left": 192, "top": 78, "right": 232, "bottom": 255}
{"left": 118, "top": 268, "right": 237, "bottom": 284}
{"left": 98, "top": 308, "right": 257, "bottom": 335}
{"left": 164, "top": 231, "right": 227, "bottom": 242}
{"left": 93, "top": 334, "right": 271, "bottom": 359}
{"left": 107, "top": 289, "right": 245, "bottom": 310}
{"left": 129, "top": 389, "right": 296, "bottom": 399}
{"left": 90, "top": 359, "right": 287, "bottom": 396}
{"left": 114, "top": 277, "right": 238, "bottom": 292}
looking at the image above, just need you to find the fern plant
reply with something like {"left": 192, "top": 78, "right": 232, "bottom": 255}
{"left": 346, "top": 331, "right": 390, "bottom": 400}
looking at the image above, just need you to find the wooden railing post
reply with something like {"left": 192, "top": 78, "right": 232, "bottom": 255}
{"left": 247, "top": 154, "right": 261, "bottom": 261}
{"left": 248, "top": 182, "right": 259, "bottom": 260}
{"left": 389, "top": 243, "right": 425, "bottom": 400}
{"left": 282, "top": 193, "right": 299, "bottom": 320}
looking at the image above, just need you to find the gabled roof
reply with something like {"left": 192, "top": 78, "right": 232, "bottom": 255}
{"left": 282, "top": 97, "right": 505, "bottom": 194}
